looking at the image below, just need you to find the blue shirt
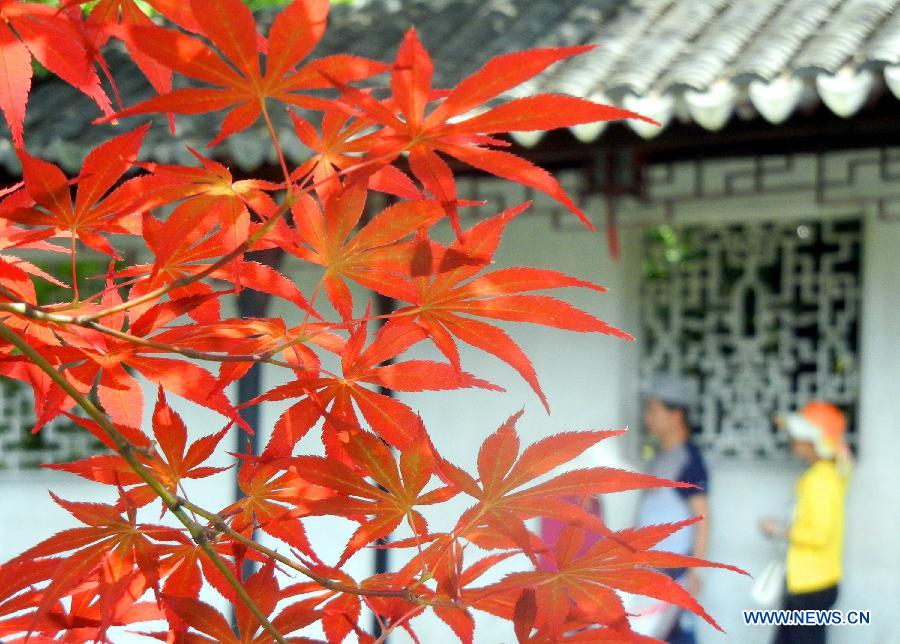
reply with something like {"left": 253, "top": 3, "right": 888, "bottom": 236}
{"left": 635, "top": 441, "right": 709, "bottom": 575}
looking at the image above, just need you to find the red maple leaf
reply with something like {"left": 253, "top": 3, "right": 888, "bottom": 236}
{"left": 0, "top": 0, "right": 113, "bottom": 146}
{"left": 156, "top": 562, "right": 320, "bottom": 643}
{"left": 131, "top": 148, "right": 281, "bottom": 263}
{"left": 116, "top": 216, "right": 312, "bottom": 324}
{"left": 81, "top": 0, "right": 208, "bottom": 107}
{"left": 47, "top": 287, "right": 247, "bottom": 431}
{"left": 469, "top": 520, "right": 748, "bottom": 640}
{"left": 250, "top": 319, "right": 500, "bottom": 458}
{"left": 46, "top": 388, "right": 230, "bottom": 508}
{"left": 219, "top": 455, "right": 334, "bottom": 562}
{"left": 328, "top": 29, "right": 654, "bottom": 235}
{"left": 440, "top": 412, "right": 688, "bottom": 556}
{"left": 0, "top": 577, "right": 164, "bottom": 642}
{"left": 390, "top": 204, "right": 630, "bottom": 411}
{"left": 108, "top": 0, "right": 388, "bottom": 146}
{"left": 1, "top": 493, "right": 185, "bottom": 634}
{"left": 289, "top": 109, "right": 423, "bottom": 201}
{"left": 5, "top": 125, "right": 150, "bottom": 258}
{"left": 282, "top": 180, "right": 454, "bottom": 320}
{"left": 295, "top": 426, "right": 457, "bottom": 565}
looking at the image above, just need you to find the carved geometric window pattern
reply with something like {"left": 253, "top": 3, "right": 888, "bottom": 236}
{"left": 640, "top": 218, "right": 862, "bottom": 459}
{"left": 0, "top": 379, "right": 103, "bottom": 470}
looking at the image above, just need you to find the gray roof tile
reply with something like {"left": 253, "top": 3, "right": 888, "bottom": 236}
{"left": 732, "top": 0, "right": 844, "bottom": 81}
{"left": 661, "top": 0, "right": 782, "bottom": 91}
{"left": 3, "top": 0, "right": 898, "bottom": 171}
{"left": 795, "top": 0, "right": 900, "bottom": 73}
{"left": 605, "top": 0, "right": 730, "bottom": 96}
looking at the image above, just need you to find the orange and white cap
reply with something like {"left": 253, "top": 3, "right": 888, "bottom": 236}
{"left": 784, "top": 401, "right": 852, "bottom": 471}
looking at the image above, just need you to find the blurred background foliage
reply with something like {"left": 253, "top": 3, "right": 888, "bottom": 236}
{"left": 642, "top": 225, "right": 699, "bottom": 281}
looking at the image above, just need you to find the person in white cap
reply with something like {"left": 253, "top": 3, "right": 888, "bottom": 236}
{"left": 634, "top": 373, "right": 710, "bottom": 644}
{"left": 759, "top": 401, "right": 852, "bottom": 644}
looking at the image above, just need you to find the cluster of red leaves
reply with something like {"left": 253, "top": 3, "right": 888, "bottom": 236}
{"left": 0, "top": 0, "right": 744, "bottom": 642}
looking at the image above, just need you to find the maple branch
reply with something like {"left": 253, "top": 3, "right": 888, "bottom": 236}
{"left": 179, "top": 498, "right": 404, "bottom": 601}
{"left": 264, "top": 274, "right": 326, "bottom": 358}
{"left": 83, "top": 324, "right": 301, "bottom": 370}
{"left": 0, "top": 273, "right": 414, "bottom": 372}
{"left": 0, "top": 298, "right": 303, "bottom": 371}
{"left": 0, "top": 320, "right": 288, "bottom": 644}
{"left": 363, "top": 596, "right": 389, "bottom": 640}
{"left": 267, "top": 302, "right": 422, "bottom": 359}
{"left": 175, "top": 496, "right": 454, "bottom": 605}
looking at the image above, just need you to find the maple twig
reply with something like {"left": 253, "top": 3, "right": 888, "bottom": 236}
{"left": 68, "top": 156, "right": 377, "bottom": 323}
{"left": 177, "top": 481, "right": 201, "bottom": 525}
{"left": 264, "top": 274, "right": 326, "bottom": 358}
{"left": 83, "top": 323, "right": 300, "bottom": 370}
{"left": 363, "top": 595, "right": 389, "bottom": 638}
{"left": 260, "top": 100, "right": 291, "bottom": 186}
{"left": 61, "top": 274, "right": 143, "bottom": 308}
{"left": 175, "top": 496, "right": 455, "bottom": 608}
{"left": 0, "top": 280, "right": 416, "bottom": 374}
{"left": 267, "top": 301, "right": 422, "bottom": 358}
{"left": 374, "top": 603, "right": 425, "bottom": 644}
{"left": 0, "top": 320, "right": 288, "bottom": 644}
{"left": 178, "top": 497, "right": 407, "bottom": 596}
{"left": 0, "top": 299, "right": 303, "bottom": 371}
{"left": 69, "top": 233, "right": 79, "bottom": 303}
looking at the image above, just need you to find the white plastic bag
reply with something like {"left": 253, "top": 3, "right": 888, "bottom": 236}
{"left": 619, "top": 590, "right": 681, "bottom": 639}
{"left": 751, "top": 558, "right": 785, "bottom": 608}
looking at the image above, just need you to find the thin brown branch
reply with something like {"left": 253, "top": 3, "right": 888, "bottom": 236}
{"left": 0, "top": 298, "right": 303, "bottom": 371}
{"left": 374, "top": 603, "right": 426, "bottom": 644}
{"left": 69, "top": 233, "right": 79, "bottom": 303}
{"left": 261, "top": 99, "right": 292, "bottom": 187}
{"left": 176, "top": 497, "right": 456, "bottom": 608}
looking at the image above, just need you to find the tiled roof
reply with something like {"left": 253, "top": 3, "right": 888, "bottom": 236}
{"left": 3, "top": 0, "right": 899, "bottom": 173}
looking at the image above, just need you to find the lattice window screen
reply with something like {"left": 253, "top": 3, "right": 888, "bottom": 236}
{"left": 0, "top": 379, "right": 103, "bottom": 470}
{"left": 640, "top": 218, "right": 862, "bottom": 459}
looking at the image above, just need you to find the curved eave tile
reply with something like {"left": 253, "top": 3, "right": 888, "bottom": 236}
{"left": 684, "top": 81, "right": 738, "bottom": 131}
{"left": 886, "top": 65, "right": 900, "bottom": 99}
{"left": 509, "top": 131, "right": 546, "bottom": 148}
{"left": 749, "top": 75, "right": 806, "bottom": 124}
{"left": 3, "top": 0, "right": 900, "bottom": 167}
{"left": 604, "top": 0, "right": 729, "bottom": 98}
{"left": 622, "top": 93, "right": 673, "bottom": 139}
{"left": 816, "top": 67, "right": 876, "bottom": 117}
{"left": 549, "top": 0, "right": 670, "bottom": 100}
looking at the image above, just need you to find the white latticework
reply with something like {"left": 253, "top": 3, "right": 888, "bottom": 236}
{"left": 0, "top": 379, "right": 103, "bottom": 470}
{"left": 640, "top": 218, "right": 861, "bottom": 459}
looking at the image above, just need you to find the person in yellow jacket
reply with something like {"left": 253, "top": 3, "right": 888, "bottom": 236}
{"left": 759, "top": 401, "right": 851, "bottom": 644}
